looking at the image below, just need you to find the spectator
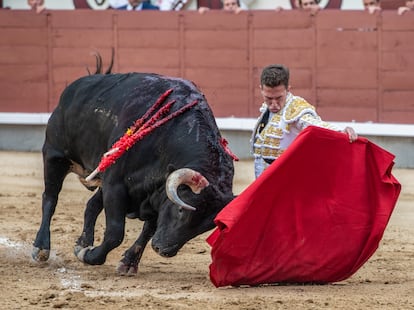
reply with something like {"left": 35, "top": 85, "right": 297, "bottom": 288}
{"left": 362, "top": 0, "right": 381, "bottom": 14}
{"left": 398, "top": 0, "right": 413, "bottom": 15}
{"left": 27, "top": 0, "right": 46, "bottom": 14}
{"left": 198, "top": 0, "right": 243, "bottom": 14}
{"left": 116, "top": 0, "right": 159, "bottom": 10}
{"left": 275, "top": 0, "right": 320, "bottom": 14}
{"left": 298, "top": 0, "right": 320, "bottom": 13}
{"left": 251, "top": 64, "right": 357, "bottom": 178}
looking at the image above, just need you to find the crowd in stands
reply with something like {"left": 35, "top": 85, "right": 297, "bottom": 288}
{"left": 1, "top": 0, "right": 412, "bottom": 15}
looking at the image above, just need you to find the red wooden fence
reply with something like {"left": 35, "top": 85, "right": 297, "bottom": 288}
{"left": 0, "top": 9, "right": 413, "bottom": 123}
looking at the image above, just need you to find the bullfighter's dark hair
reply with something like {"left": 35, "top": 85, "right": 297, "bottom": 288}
{"left": 260, "top": 64, "right": 290, "bottom": 89}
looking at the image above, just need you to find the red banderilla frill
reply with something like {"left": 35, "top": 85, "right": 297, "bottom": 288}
{"left": 85, "top": 89, "right": 198, "bottom": 182}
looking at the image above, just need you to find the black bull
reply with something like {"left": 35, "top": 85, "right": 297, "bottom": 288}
{"left": 32, "top": 72, "right": 235, "bottom": 274}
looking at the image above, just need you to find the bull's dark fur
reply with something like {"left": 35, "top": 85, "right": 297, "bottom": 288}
{"left": 32, "top": 72, "right": 235, "bottom": 273}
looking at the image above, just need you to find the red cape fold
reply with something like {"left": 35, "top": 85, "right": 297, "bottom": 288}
{"left": 207, "top": 126, "right": 401, "bottom": 287}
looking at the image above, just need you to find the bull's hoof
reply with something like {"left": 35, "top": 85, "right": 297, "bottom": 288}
{"left": 74, "top": 245, "right": 93, "bottom": 262}
{"left": 116, "top": 261, "right": 138, "bottom": 276}
{"left": 32, "top": 247, "right": 50, "bottom": 262}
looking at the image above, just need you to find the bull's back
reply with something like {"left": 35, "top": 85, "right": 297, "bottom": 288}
{"left": 45, "top": 72, "right": 207, "bottom": 170}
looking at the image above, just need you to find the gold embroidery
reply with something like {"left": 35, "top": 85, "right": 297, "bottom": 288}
{"left": 284, "top": 98, "right": 315, "bottom": 122}
{"left": 253, "top": 146, "right": 284, "bottom": 158}
{"left": 253, "top": 95, "right": 319, "bottom": 161}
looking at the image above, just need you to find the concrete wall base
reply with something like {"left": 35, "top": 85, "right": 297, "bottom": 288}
{"left": 1, "top": 124, "right": 413, "bottom": 168}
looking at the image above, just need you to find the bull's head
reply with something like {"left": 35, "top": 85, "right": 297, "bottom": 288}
{"left": 151, "top": 167, "right": 230, "bottom": 257}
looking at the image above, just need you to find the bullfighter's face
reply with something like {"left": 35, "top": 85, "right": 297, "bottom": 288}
{"left": 260, "top": 84, "right": 289, "bottom": 114}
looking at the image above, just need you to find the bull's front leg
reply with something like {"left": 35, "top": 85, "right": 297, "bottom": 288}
{"left": 75, "top": 188, "right": 103, "bottom": 249}
{"left": 117, "top": 219, "right": 157, "bottom": 276}
{"left": 74, "top": 184, "right": 127, "bottom": 265}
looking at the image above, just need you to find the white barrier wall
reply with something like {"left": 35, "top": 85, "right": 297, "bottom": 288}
{"left": 1, "top": 113, "right": 414, "bottom": 168}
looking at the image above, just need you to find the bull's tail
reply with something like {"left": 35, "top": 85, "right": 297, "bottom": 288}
{"left": 86, "top": 47, "right": 114, "bottom": 75}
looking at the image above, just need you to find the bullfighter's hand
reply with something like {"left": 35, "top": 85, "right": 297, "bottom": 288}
{"left": 344, "top": 126, "right": 358, "bottom": 143}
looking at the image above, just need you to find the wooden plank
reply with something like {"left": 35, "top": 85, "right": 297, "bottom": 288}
{"left": 317, "top": 50, "right": 377, "bottom": 69}
{"left": 317, "top": 69, "right": 377, "bottom": 89}
{"left": 0, "top": 28, "right": 48, "bottom": 46}
{"left": 118, "top": 48, "right": 180, "bottom": 68}
{"left": 0, "top": 99, "right": 48, "bottom": 113}
{"left": 383, "top": 90, "right": 414, "bottom": 111}
{"left": 184, "top": 11, "right": 249, "bottom": 30}
{"left": 185, "top": 68, "right": 248, "bottom": 88}
{"left": 290, "top": 69, "right": 313, "bottom": 89}
{"left": 53, "top": 66, "right": 92, "bottom": 84}
{"left": 51, "top": 10, "right": 113, "bottom": 29}
{"left": 316, "top": 10, "right": 377, "bottom": 30}
{"left": 118, "top": 30, "right": 180, "bottom": 48}
{"left": 52, "top": 47, "right": 114, "bottom": 67}
{"left": 253, "top": 29, "right": 314, "bottom": 49}
{"left": 381, "top": 0, "right": 406, "bottom": 9}
{"left": 317, "top": 89, "right": 377, "bottom": 108}
{"left": 184, "top": 49, "right": 248, "bottom": 68}
{"left": 252, "top": 10, "right": 313, "bottom": 29}
{"left": 0, "top": 82, "right": 47, "bottom": 100}
{"left": 0, "top": 82, "right": 48, "bottom": 112}
{"left": 253, "top": 49, "right": 313, "bottom": 69}
{"left": 382, "top": 51, "right": 414, "bottom": 70}
{"left": 116, "top": 11, "right": 180, "bottom": 29}
{"left": 382, "top": 11, "right": 414, "bottom": 31}
{"left": 382, "top": 31, "right": 414, "bottom": 52}
{"left": 382, "top": 71, "right": 414, "bottom": 90}
{"left": 0, "top": 10, "right": 47, "bottom": 27}
{"left": 115, "top": 66, "right": 181, "bottom": 76}
{"left": 184, "top": 30, "right": 248, "bottom": 49}
{"left": 52, "top": 29, "right": 113, "bottom": 48}
{"left": 317, "top": 29, "right": 377, "bottom": 50}
{"left": 0, "top": 65, "right": 47, "bottom": 82}
{"left": 200, "top": 87, "right": 249, "bottom": 117}
{"left": 379, "top": 111, "right": 414, "bottom": 123}
{"left": 317, "top": 106, "right": 378, "bottom": 122}
{"left": 0, "top": 46, "right": 47, "bottom": 65}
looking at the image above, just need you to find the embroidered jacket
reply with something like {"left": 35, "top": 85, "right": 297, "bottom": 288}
{"left": 252, "top": 92, "right": 337, "bottom": 163}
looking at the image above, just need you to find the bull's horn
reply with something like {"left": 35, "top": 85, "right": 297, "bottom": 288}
{"left": 166, "top": 168, "right": 210, "bottom": 211}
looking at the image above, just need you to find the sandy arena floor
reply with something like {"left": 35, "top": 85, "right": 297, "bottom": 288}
{"left": 0, "top": 151, "right": 413, "bottom": 309}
